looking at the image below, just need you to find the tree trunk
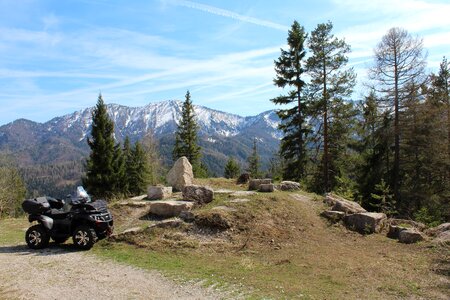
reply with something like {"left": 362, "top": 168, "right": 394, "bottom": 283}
{"left": 323, "top": 60, "right": 329, "bottom": 192}
{"left": 392, "top": 44, "right": 400, "bottom": 203}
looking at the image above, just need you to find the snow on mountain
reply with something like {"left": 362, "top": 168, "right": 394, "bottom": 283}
{"left": 44, "top": 100, "right": 281, "bottom": 142}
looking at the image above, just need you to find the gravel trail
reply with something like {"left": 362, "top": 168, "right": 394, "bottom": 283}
{"left": 0, "top": 244, "right": 224, "bottom": 300}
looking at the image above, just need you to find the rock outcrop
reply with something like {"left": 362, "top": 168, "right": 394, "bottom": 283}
{"left": 325, "top": 193, "right": 367, "bottom": 214}
{"left": 182, "top": 185, "right": 214, "bottom": 205}
{"left": 167, "top": 157, "right": 194, "bottom": 191}
{"left": 149, "top": 200, "right": 194, "bottom": 218}
{"left": 320, "top": 210, "right": 345, "bottom": 223}
{"left": 248, "top": 179, "right": 272, "bottom": 191}
{"left": 398, "top": 229, "right": 425, "bottom": 244}
{"left": 147, "top": 186, "right": 172, "bottom": 200}
{"left": 259, "top": 184, "right": 275, "bottom": 193}
{"left": 387, "top": 225, "right": 408, "bottom": 239}
{"left": 279, "top": 181, "right": 301, "bottom": 191}
{"left": 344, "top": 212, "right": 386, "bottom": 234}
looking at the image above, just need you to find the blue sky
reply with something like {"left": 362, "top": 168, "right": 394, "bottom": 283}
{"left": 0, "top": 0, "right": 449, "bottom": 125}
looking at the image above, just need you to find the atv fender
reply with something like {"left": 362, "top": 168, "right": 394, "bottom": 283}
{"left": 29, "top": 215, "right": 53, "bottom": 230}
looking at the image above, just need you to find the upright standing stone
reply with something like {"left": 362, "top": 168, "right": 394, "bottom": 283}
{"left": 167, "top": 156, "right": 194, "bottom": 192}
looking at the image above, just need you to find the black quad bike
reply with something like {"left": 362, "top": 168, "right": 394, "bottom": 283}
{"left": 22, "top": 187, "right": 113, "bottom": 250}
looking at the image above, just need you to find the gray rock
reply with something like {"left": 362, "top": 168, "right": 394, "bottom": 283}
{"left": 344, "top": 212, "right": 387, "bottom": 234}
{"left": 182, "top": 185, "right": 214, "bottom": 205}
{"left": 229, "top": 191, "right": 257, "bottom": 197}
{"left": 149, "top": 200, "right": 194, "bottom": 218}
{"left": 179, "top": 211, "right": 195, "bottom": 222}
{"left": 387, "top": 225, "right": 408, "bottom": 239}
{"left": 426, "top": 222, "right": 450, "bottom": 237}
{"left": 389, "top": 218, "right": 427, "bottom": 232}
{"left": 320, "top": 210, "right": 345, "bottom": 223}
{"left": 398, "top": 229, "right": 425, "bottom": 244}
{"left": 259, "top": 183, "right": 275, "bottom": 193}
{"left": 147, "top": 186, "right": 172, "bottom": 200}
{"left": 279, "top": 181, "right": 301, "bottom": 191}
{"left": 248, "top": 178, "right": 272, "bottom": 191}
{"left": 325, "top": 193, "right": 367, "bottom": 214}
{"left": 432, "top": 231, "right": 450, "bottom": 246}
{"left": 167, "top": 156, "right": 194, "bottom": 192}
{"left": 214, "top": 189, "right": 234, "bottom": 195}
{"left": 236, "top": 173, "right": 250, "bottom": 184}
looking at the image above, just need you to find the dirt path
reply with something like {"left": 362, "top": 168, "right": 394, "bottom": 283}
{"left": 0, "top": 244, "right": 225, "bottom": 300}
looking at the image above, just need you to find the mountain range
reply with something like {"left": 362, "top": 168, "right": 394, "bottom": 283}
{"left": 0, "top": 100, "right": 282, "bottom": 177}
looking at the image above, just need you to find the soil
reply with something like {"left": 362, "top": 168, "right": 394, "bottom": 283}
{"left": 0, "top": 244, "right": 226, "bottom": 300}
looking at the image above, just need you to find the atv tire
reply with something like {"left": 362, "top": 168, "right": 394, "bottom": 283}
{"left": 72, "top": 225, "right": 97, "bottom": 250}
{"left": 26, "top": 224, "right": 50, "bottom": 249}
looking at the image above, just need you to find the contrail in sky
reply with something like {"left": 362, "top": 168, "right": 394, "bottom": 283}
{"left": 168, "top": 0, "right": 289, "bottom": 31}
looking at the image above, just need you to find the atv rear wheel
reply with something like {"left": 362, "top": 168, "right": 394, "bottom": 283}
{"left": 26, "top": 224, "right": 50, "bottom": 249}
{"left": 72, "top": 225, "right": 97, "bottom": 250}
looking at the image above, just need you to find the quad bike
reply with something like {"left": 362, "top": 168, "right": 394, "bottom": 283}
{"left": 22, "top": 186, "right": 113, "bottom": 250}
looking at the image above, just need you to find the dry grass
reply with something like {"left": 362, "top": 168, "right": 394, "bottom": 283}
{"left": 102, "top": 189, "right": 450, "bottom": 299}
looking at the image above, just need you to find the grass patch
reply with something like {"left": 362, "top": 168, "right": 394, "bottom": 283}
{"left": 0, "top": 217, "right": 28, "bottom": 245}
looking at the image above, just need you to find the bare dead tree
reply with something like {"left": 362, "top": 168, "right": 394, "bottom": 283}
{"left": 369, "top": 27, "right": 427, "bottom": 203}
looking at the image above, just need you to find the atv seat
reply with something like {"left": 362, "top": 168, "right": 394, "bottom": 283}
{"left": 48, "top": 209, "right": 70, "bottom": 219}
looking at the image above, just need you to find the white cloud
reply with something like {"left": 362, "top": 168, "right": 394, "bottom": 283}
{"left": 164, "top": 0, "right": 289, "bottom": 31}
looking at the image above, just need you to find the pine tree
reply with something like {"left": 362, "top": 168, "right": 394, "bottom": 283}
{"left": 82, "top": 94, "right": 116, "bottom": 199}
{"left": 306, "top": 21, "right": 356, "bottom": 193}
{"left": 112, "top": 142, "right": 126, "bottom": 195}
{"left": 270, "top": 20, "right": 309, "bottom": 181}
{"left": 173, "top": 90, "right": 202, "bottom": 175}
{"left": 224, "top": 157, "right": 240, "bottom": 179}
{"left": 128, "top": 141, "right": 149, "bottom": 196}
{"left": 122, "top": 136, "right": 133, "bottom": 195}
{"left": 247, "top": 138, "right": 261, "bottom": 178}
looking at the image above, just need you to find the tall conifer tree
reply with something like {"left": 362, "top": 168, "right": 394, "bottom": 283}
{"left": 173, "top": 90, "right": 202, "bottom": 175}
{"left": 83, "top": 94, "right": 116, "bottom": 199}
{"left": 247, "top": 138, "right": 261, "bottom": 178}
{"left": 270, "top": 20, "right": 308, "bottom": 181}
{"left": 306, "top": 21, "right": 356, "bottom": 193}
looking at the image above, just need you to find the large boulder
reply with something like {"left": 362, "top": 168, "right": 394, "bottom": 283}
{"left": 248, "top": 178, "right": 272, "bottom": 191}
{"left": 320, "top": 210, "right": 345, "bottom": 223}
{"left": 236, "top": 173, "right": 250, "bottom": 185}
{"left": 259, "top": 184, "right": 275, "bottom": 193}
{"left": 167, "top": 157, "right": 194, "bottom": 191}
{"left": 389, "top": 218, "right": 427, "bottom": 232}
{"left": 325, "top": 193, "right": 367, "bottom": 214}
{"left": 279, "top": 181, "right": 301, "bottom": 191}
{"left": 149, "top": 200, "right": 194, "bottom": 218}
{"left": 147, "top": 186, "right": 172, "bottom": 200}
{"left": 398, "top": 229, "right": 425, "bottom": 244}
{"left": 344, "top": 212, "right": 387, "bottom": 234}
{"left": 433, "top": 231, "right": 450, "bottom": 246}
{"left": 182, "top": 185, "right": 214, "bottom": 205}
{"left": 426, "top": 223, "right": 450, "bottom": 237}
{"left": 387, "top": 225, "right": 408, "bottom": 239}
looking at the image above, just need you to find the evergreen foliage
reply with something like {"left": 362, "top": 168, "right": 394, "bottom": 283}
{"left": 224, "top": 157, "right": 240, "bottom": 179}
{"left": 247, "top": 138, "right": 261, "bottom": 178}
{"left": 270, "top": 21, "right": 309, "bottom": 181}
{"left": 173, "top": 90, "right": 203, "bottom": 176}
{"left": 127, "top": 141, "right": 149, "bottom": 196}
{"left": 0, "top": 155, "right": 26, "bottom": 217}
{"left": 306, "top": 21, "right": 356, "bottom": 193}
{"left": 82, "top": 94, "right": 117, "bottom": 199}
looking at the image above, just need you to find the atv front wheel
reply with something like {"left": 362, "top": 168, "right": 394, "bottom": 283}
{"left": 26, "top": 224, "right": 50, "bottom": 249}
{"left": 72, "top": 225, "right": 97, "bottom": 250}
